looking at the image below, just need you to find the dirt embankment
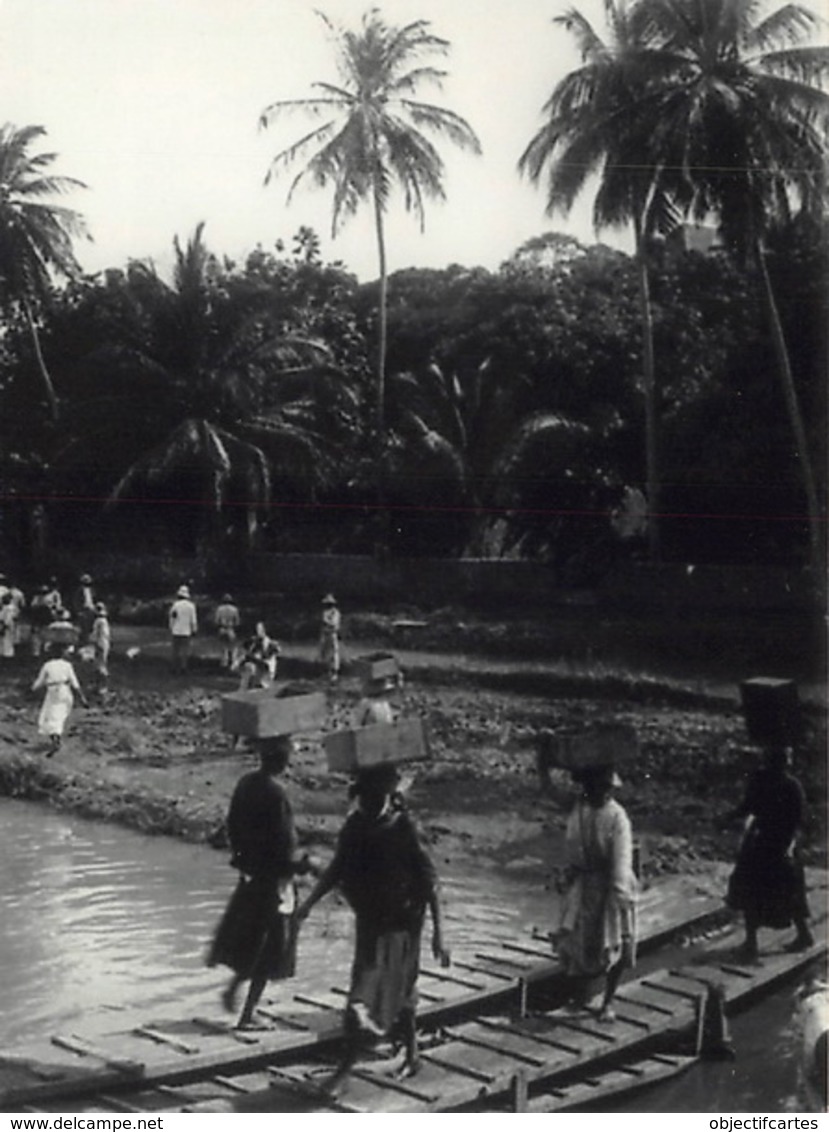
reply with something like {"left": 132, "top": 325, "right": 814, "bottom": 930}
{"left": 0, "top": 606, "right": 824, "bottom": 887}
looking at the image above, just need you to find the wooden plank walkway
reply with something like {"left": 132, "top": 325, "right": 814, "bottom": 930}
{"left": 1, "top": 872, "right": 825, "bottom": 1113}
{"left": 0, "top": 873, "right": 730, "bottom": 1110}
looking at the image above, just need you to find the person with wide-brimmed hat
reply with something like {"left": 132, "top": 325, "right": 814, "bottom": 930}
{"left": 169, "top": 584, "right": 198, "bottom": 674}
{"left": 555, "top": 756, "right": 638, "bottom": 1022}
{"left": 319, "top": 594, "right": 342, "bottom": 685}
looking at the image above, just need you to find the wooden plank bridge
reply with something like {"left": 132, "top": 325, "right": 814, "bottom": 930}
{"left": 1, "top": 873, "right": 825, "bottom": 1114}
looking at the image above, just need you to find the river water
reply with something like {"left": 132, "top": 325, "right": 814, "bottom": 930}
{"left": 0, "top": 798, "right": 818, "bottom": 1112}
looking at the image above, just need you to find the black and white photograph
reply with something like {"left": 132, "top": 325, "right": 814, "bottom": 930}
{"left": 0, "top": 0, "right": 826, "bottom": 1116}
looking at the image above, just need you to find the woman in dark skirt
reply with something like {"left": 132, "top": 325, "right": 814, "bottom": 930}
{"left": 296, "top": 763, "right": 450, "bottom": 1087}
{"left": 723, "top": 745, "right": 813, "bottom": 962}
{"left": 208, "top": 734, "right": 313, "bottom": 1028}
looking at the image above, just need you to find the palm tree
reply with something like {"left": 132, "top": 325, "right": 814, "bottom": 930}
{"left": 61, "top": 224, "right": 350, "bottom": 552}
{"left": 0, "top": 123, "right": 87, "bottom": 420}
{"left": 259, "top": 8, "right": 481, "bottom": 539}
{"left": 388, "top": 358, "right": 593, "bottom": 555}
{"left": 635, "top": 0, "right": 829, "bottom": 580}
{"left": 519, "top": 2, "right": 679, "bottom": 560}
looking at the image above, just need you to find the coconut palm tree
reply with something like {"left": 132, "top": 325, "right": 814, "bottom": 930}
{"left": 519, "top": 2, "right": 680, "bottom": 560}
{"left": 259, "top": 8, "right": 481, "bottom": 537}
{"left": 0, "top": 123, "right": 87, "bottom": 420}
{"left": 636, "top": 0, "right": 829, "bottom": 579}
{"left": 61, "top": 224, "right": 351, "bottom": 552}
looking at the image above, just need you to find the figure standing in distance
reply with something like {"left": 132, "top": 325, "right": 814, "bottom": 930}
{"left": 319, "top": 594, "right": 341, "bottom": 686}
{"left": 214, "top": 593, "right": 241, "bottom": 670}
{"left": 556, "top": 764, "right": 637, "bottom": 1022}
{"left": 296, "top": 763, "right": 450, "bottom": 1089}
{"left": 72, "top": 573, "right": 96, "bottom": 644}
{"left": 29, "top": 584, "right": 52, "bottom": 659}
{"left": 89, "top": 602, "right": 111, "bottom": 696}
{"left": 722, "top": 743, "right": 813, "bottom": 962}
{"left": 352, "top": 670, "right": 400, "bottom": 727}
{"left": 32, "top": 642, "right": 88, "bottom": 756}
{"left": 208, "top": 734, "right": 315, "bottom": 1029}
{"left": 168, "top": 585, "right": 198, "bottom": 675}
{"left": 0, "top": 592, "right": 17, "bottom": 661}
{"left": 7, "top": 580, "right": 25, "bottom": 648}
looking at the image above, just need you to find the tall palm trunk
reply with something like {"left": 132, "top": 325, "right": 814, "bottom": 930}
{"left": 22, "top": 297, "right": 59, "bottom": 421}
{"left": 756, "top": 239, "right": 824, "bottom": 587}
{"left": 633, "top": 214, "right": 659, "bottom": 561}
{"left": 372, "top": 180, "right": 389, "bottom": 557}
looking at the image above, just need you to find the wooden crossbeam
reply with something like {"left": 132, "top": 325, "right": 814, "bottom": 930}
{"left": 442, "top": 1028, "right": 546, "bottom": 1067}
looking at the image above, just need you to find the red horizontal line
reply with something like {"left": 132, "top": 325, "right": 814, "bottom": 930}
{"left": 1, "top": 492, "right": 824, "bottom": 523}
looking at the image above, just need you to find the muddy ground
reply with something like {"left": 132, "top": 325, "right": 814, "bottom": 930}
{"left": 0, "top": 604, "right": 825, "bottom": 894}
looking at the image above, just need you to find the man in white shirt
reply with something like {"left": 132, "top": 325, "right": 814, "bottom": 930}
{"left": 169, "top": 585, "right": 198, "bottom": 674}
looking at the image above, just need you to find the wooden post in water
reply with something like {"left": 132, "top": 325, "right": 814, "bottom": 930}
{"left": 516, "top": 977, "right": 528, "bottom": 1019}
{"left": 511, "top": 1069, "right": 528, "bottom": 1112}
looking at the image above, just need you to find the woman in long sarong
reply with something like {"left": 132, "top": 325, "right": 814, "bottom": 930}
{"left": 723, "top": 744, "right": 813, "bottom": 961}
{"left": 297, "top": 764, "right": 449, "bottom": 1088}
{"left": 556, "top": 764, "right": 637, "bottom": 1021}
{"left": 208, "top": 735, "right": 314, "bottom": 1029}
{"left": 32, "top": 644, "right": 88, "bottom": 754}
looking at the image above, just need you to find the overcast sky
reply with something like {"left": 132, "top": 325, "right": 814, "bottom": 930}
{"left": 0, "top": 0, "right": 631, "bottom": 282}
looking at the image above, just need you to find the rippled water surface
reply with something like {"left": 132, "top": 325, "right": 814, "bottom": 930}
{"left": 0, "top": 797, "right": 551, "bottom": 1049}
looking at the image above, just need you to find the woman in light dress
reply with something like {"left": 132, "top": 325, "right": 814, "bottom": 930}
{"left": 32, "top": 643, "right": 88, "bottom": 755}
{"left": 0, "top": 592, "right": 17, "bottom": 659}
{"left": 556, "top": 763, "right": 637, "bottom": 1021}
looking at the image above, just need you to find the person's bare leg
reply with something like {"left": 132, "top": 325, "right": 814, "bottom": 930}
{"left": 237, "top": 973, "right": 267, "bottom": 1028}
{"left": 222, "top": 974, "right": 244, "bottom": 1013}
{"left": 786, "top": 915, "right": 814, "bottom": 952}
{"left": 397, "top": 1009, "right": 420, "bottom": 1077}
{"left": 598, "top": 961, "right": 624, "bottom": 1021}
{"left": 736, "top": 912, "right": 760, "bottom": 961}
{"left": 324, "top": 1011, "right": 361, "bottom": 1093}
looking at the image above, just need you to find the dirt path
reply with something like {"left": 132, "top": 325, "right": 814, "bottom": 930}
{"left": 1, "top": 617, "right": 824, "bottom": 894}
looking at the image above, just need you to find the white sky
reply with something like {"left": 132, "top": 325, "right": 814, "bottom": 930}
{"left": 0, "top": 0, "right": 631, "bottom": 282}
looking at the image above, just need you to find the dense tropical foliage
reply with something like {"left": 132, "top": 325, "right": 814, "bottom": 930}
{"left": 519, "top": 0, "right": 829, "bottom": 574}
{"left": 0, "top": 2, "right": 826, "bottom": 583}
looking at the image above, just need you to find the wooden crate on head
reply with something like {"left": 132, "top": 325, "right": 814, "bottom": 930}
{"left": 220, "top": 683, "right": 326, "bottom": 739}
{"left": 739, "top": 677, "right": 801, "bottom": 749}
{"left": 323, "top": 717, "right": 431, "bottom": 774}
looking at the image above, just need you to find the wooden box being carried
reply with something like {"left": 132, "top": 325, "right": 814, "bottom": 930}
{"left": 221, "top": 688, "right": 326, "bottom": 738}
{"left": 542, "top": 722, "right": 639, "bottom": 771}
{"left": 353, "top": 652, "right": 400, "bottom": 683}
{"left": 740, "top": 677, "right": 801, "bottom": 747}
{"left": 323, "top": 718, "right": 430, "bottom": 773}
{"left": 45, "top": 623, "right": 80, "bottom": 646}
